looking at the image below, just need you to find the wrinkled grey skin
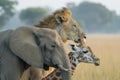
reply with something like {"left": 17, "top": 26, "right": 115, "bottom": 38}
{"left": 0, "top": 27, "right": 71, "bottom": 80}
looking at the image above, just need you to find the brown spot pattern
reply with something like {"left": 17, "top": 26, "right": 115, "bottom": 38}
{"left": 52, "top": 77, "right": 57, "bottom": 80}
{"left": 55, "top": 72, "right": 61, "bottom": 77}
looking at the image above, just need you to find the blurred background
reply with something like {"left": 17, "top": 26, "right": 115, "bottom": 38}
{"left": 1, "top": 0, "right": 120, "bottom": 34}
{"left": 1, "top": 0, "right": 120, "bottom": 80}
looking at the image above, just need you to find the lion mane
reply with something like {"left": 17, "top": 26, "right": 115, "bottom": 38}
{"left": 21, "top": 8, "right": 86, "bottom": 80}
{"left": 35, "top": 7, "right": 72, "bottom": 29}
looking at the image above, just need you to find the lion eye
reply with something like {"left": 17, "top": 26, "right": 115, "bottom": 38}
{"left": 73, "top": 24, "right": 77, "bottom": 31}
{"left": 73, "top": 24, "right": 77, "bottom": 27}
{"left": 84, "top": 36, "right": 86, "bottom": 39}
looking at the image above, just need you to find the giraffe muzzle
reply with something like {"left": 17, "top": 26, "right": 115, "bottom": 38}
{"left": 94, "top": 58, "right": 100, "bottom": 66}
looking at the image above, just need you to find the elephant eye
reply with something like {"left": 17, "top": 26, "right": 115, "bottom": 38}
{"left": 51, "top": 45, "right": 56, "bottom": 48}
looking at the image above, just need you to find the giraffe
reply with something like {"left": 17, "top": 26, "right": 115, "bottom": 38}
{"left": 42, "top": 41, "right": 100, "bottom": 80}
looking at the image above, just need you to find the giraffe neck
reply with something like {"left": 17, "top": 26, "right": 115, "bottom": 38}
{"left": 42, "top": 52, "right": 80, "bottom": 80}
{"left": 69, "top": 52, "right": 81, "bottom": 72}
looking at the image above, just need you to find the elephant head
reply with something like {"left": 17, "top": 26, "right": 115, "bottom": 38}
{"left": 9, "top": 27, "right": 71, "bottom": 80}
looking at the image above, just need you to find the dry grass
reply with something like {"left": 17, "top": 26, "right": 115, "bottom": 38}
{"left": 21, "top": 34, "right": 120, "bottom": 80}
{"left": 72, "top": 34, "right": 120, "bottom": 80}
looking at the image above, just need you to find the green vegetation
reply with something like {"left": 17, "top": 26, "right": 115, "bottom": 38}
{"left": 19, "top": 7, "right": 48, "bottom": 25}
{"left": 1, "top": 1, "right": 120, "bottom": 33}
{"left": 72, "top": 35, "right": 120, "bottom": 80}
{"left": 67, "top": 1, "right": 120, "bottom": 33}
{"left": 0, "top": 0, "right": 17, "bottom": 27}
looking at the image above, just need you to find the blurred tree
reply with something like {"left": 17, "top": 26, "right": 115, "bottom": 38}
{"left": 0, "top": 0, "right": 17, "bottom": 27}
{"left": 19, "top": 7, "right": 48, "bottom": 25}
{"left": 67, "top": 1, "right": 116, "bottom": 33}
{"left": 66, "top": 2, "right": 76, "bottom": 9}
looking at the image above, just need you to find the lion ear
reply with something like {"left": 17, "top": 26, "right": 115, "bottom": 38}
{"left": 55, "top": 14, "right": 67, "bottom": 24}
{"left": 62, "top": 7, "right": 72, "bottom": 16}
{"left": 54, "top": 7, "right": 72, "bottom": 24}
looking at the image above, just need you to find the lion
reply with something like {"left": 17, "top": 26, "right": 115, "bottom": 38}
{"left": 20, "top": 7, "right": 87, "bottom": 80}
{"left": 35, "top": 7, "right": 85, "bottom": 42}
{"left": 35, "top": 7, "right": 72, "bottom": 29}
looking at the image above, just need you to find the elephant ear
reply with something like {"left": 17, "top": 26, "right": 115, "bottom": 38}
{"left": 9, "top": 27, "right": 43, "bottom": 68}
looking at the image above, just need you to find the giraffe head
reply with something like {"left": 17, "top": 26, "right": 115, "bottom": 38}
{"left": 81, "top": 46, "right": 100, "bottom": 66}
{"left": 68, "top": 42, "right": 100, "bottom": 66}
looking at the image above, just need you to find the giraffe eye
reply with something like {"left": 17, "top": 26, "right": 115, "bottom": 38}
{"left": 82, "top": 50, "right": 88, "bottom": 54}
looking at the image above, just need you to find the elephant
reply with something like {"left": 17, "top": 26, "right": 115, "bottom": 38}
{"left": 0, "top": 27, "right": 71, "bottom": 80}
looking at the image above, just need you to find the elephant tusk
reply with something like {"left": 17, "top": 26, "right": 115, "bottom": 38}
{"left": 58, "top": 65, "right": 69, "bottom": 71}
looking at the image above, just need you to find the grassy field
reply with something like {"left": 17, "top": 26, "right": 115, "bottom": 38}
{"left": 21, "top": 34, "right": 120, "bottom": 80}
{"left": 72, "top": 34, "right": 120, "bottom": 80}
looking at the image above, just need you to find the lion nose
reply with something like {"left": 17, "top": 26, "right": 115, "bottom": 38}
{"left": 71, "top": 45, "right": 76, "bottom": 51}
{"left": 71, "top": 45, "right": 75, "bottom": 48}
{"left": 74, "top": 39, "right": 80, "bottom": 43}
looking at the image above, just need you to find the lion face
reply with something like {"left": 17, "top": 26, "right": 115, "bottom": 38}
{"left": 35, "top": 7, "right": 86, "bottom": 48}
{"left": 54, "top": 8, "right": 84, "bottom": 43}
{"left": 53, "top": 8, "right": 88, "bottom": 51}
{"left": 59, "top": 18, "right": 83, "bottom": 42}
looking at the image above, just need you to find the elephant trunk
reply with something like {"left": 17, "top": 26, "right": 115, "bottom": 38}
{"left": 61, "top": 55, "right": 71, "bottom": 80}
{"left": 58, "top": 65, "right": 69, "bottom": 71}
{"left": 53, "top": 46, "right": 71, "bottom": 80}
{"left": 59, "top": 50, "right": 71, "bottom": 80}
{"left": 61, "top": 70, "right": 71, "bottom": 80}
